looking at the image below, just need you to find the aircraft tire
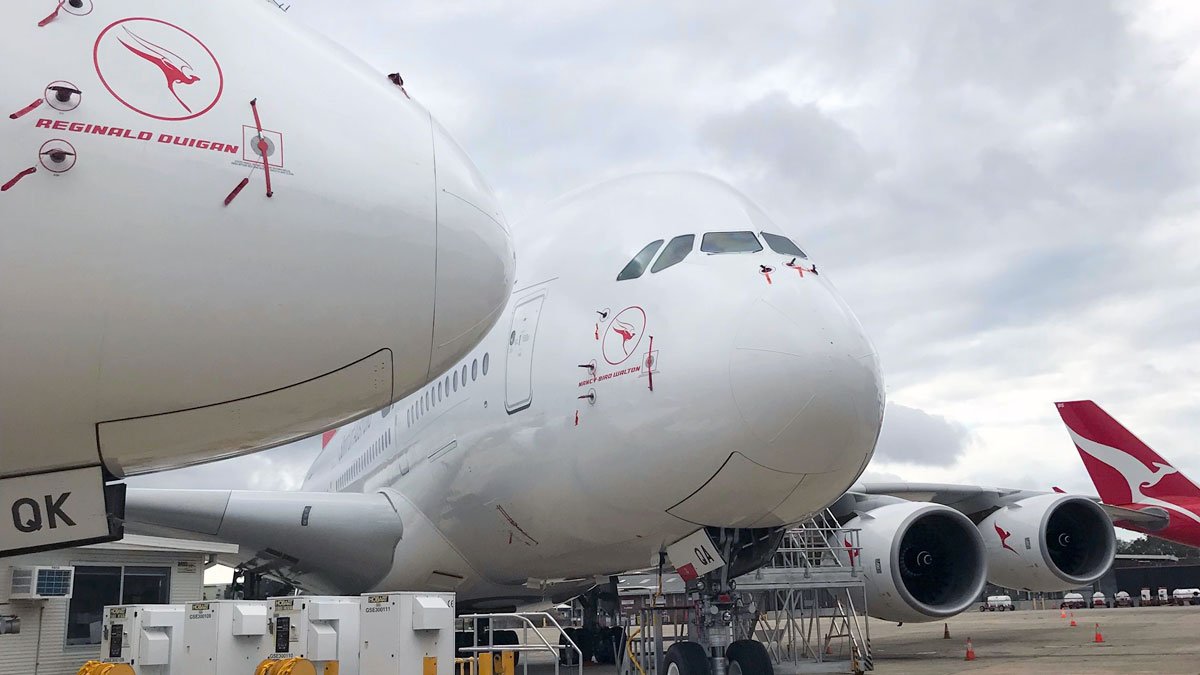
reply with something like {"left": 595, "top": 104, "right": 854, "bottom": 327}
{"left": 726, "top": 639, "right": 773, "bottom": 675}
{"left": 664, "top": 641, "right": 712, "bottom": 675}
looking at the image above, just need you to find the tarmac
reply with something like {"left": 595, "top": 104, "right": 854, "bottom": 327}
{"left": 519, "top": 606, "right": 1200, "bottom": 674}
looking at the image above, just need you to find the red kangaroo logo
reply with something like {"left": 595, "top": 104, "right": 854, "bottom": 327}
{"left": 995, "top": 523, "right": 1017, "bottom": 553}
{"left": 117, "top": 26, "right": 201, "bottom": 113}
{"left": 844, "top": 538, "right": 859, "bottom": 565}
{"left": 611, "top": 320, "right": 636, "bottom": 356}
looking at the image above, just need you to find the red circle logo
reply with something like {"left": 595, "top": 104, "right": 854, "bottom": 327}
{"left": 602, "top": 307, "right": 647, "bottom": 366}
{"left": 93, "top": 18, "right": 223, "bottom": 121}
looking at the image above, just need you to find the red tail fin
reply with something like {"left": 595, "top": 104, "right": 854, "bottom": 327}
{"left": 1056, "top": 400, "right": 1199, "bottom": 505}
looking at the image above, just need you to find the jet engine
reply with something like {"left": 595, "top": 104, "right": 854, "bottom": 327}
{"left": 978, "top": 494, "right": 1115, "bottom": 591}
{"left": 843, "top": 502, "right": 987, "bottom": 623}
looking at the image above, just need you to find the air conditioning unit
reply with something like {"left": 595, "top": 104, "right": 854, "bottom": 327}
{"left": 9, "top": 566, "right": 75, "bottom": 600}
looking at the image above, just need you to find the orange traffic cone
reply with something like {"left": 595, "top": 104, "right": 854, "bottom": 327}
{"left": 1069, "top": 612, "right": 1077, "bottom": 628}
{"left": 1060, "top": 608, "right": 1067, "bottom": 619}
{"left": 964, "top": 637, "right": 976, "bottom": 661}
{"left": 1094, "top": 623, "right": 1104, "bottom": 643}
{"left": 943, "top": 623, "right": 951, "bottom": 639}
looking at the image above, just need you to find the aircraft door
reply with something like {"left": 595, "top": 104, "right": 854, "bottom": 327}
{"left": 505, "top": 293, "right": 547, "bottom": 414}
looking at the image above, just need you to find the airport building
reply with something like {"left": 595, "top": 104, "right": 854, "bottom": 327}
{"left": 0, "top": 536, "right": 235, "bottom": 675}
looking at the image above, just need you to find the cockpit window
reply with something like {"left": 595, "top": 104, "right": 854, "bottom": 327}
{"left": 701, "top": 231, "right": 763, "bottom": 254}
{"left": 617, "top": 240, "right": 664, "bottom": 281}
{"left": 651, "top": 235, "right": 695, "bottom": 273}
{"left": 760, "top": 232, "right": 807, "bottom": 259}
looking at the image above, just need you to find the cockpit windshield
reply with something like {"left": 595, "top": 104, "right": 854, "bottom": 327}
{"left": 760, "top": 232, "right": 807, "bottom": 258}
{"left": 701, "top": 231, "right": 763, "bottom": 254}
{"left": 617, "top": 240, "right": 664, "bottom": 281}
{"left": 651, "top": 234, "right": 695, "bottom": 273}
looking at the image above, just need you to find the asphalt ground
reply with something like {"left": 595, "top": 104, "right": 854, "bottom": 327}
{"left": 518, "top": 606, "right": 1200, "bottom": 674}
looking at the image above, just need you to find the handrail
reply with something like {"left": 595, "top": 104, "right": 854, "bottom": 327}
{"left": 458, "top": 611, "right": 583, "bottom": 675}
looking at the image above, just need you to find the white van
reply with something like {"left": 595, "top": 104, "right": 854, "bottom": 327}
{"left": 1172, "top": 588, "right": 1200, "bottom": 606}
{"left": 1092, "top": 591, "right": 1108, "bottom": 608}
{"left": 1060, "top": 592, "right": 1086, "bottom": 609}
{"left": 980, "top": 595, "right": 1015, "bottom": 611}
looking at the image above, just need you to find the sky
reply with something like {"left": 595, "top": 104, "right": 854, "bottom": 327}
{"left": 136, "top": 1, "right": 1200, "bottom": 508}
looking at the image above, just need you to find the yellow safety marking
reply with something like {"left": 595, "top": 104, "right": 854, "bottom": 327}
{"left": 424, "top": 655, "right": 439, "bottom": 675}
{"left": 324, "top": 661, "right": 340, "bottom": 675}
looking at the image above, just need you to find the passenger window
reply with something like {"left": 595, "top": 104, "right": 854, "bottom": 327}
{"left": 462, "top": 365, "right": 468, "bottom": 387}
{"left": 617, "top": 240, "right": 665, "bottom": 281}
{"left": 453, "top": 371, "right": 459, "bottom": 391}
{"left": 760, "top": 232, "right": 807, "bottom": 258}
{"left": 472, "top": 359, "right": 479, "bottom": 381}
{"left": 651, "top": 235, "right": 695, "bottom": 273}
{"left": 483, "top": 353, "right": 490, "bottom": 376}
{"left": 701, "top": 231, "right": 763, "bottom": 254}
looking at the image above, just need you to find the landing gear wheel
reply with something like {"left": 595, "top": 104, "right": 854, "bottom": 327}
{"left": 664, "top": 641, "right": 712, "bottom": 675}
{"left": 559, "top": 627, "right": 580, "bottom": 666}
{"left": 726, "top": 640, "right": 773, "bottom": 675}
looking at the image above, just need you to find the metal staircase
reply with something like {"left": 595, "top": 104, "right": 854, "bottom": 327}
{"left": 617, "top": 510, "right": 872, "bottom": 674}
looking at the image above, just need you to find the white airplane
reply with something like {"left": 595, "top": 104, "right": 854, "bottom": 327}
{"left": 0, "top": 1, "right": 514, "bottom": 556}
{"left": 126, "top": 175, "right": 1119, "bottom": 675}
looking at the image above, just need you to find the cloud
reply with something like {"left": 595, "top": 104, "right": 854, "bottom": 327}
{"left": 873, "top": 403, "right": 971, "bottom": 466}
{"left": 126, "top": 436, "right": 321, "bottom": 491}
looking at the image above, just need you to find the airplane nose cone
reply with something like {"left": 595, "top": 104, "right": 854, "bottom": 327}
{"left": 729, "top": 278, "right": 884, "bottom": 477}
{"left": 429, "top": 119, "right": 516, "bottom": 376}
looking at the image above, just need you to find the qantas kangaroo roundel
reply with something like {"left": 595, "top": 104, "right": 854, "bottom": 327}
{"left": 94, "top": 18, "right": 224, "bottom": 121}
{"left": 602, "top": 306, "right": 646, "bottom": 365}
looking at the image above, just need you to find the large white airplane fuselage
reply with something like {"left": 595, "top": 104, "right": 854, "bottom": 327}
{"left": 300, "top": 174, "right": 884, "bottom": 604}
{"left": 0, "top": 1, "right": 513, "bottom": 496}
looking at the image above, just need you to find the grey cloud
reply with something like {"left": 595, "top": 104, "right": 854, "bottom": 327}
{"left": 873, "top": 403, "right": 971, "bottom": 466}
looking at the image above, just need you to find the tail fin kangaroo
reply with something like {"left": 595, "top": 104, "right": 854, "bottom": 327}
{"left": 1056, "top": 400, "right": 1199, "bottom": 505}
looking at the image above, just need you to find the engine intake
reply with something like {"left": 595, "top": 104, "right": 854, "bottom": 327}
{"left": 978, "top": 494, "right": 1115, "bottom": 591}
{"left": 842, "top": 502, "right": 987, "bottom": 623}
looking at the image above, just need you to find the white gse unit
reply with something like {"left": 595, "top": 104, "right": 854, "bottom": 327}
{"left": 100, "top": 604, "right": 186, "bottom": 673}
{"left": 359, "top": 592, "right": 455, "bottom": 675}
{"left": 268, "top": 596, "right": 360, "bottom": 674}
{"left": 180, "top": 600, "right": 272, "bottom": 674}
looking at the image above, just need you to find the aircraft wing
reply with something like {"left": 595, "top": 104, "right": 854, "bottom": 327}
{"left": 850, "top": 482, "right": 1170, "bottom": 530}
{"left": 123, "top": 488, "right": 404, "bottom": 593}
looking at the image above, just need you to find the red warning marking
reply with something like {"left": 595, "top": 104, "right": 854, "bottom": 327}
{"left": 38, "top": 1, "right": 64, "bottom": 27}
{"left": 321, "top": 429, "right": 337, "bottom": 449}
{"left": 677, "top": 563, "right": 698, "bottom": 582}
{"left": 1, "top": 167, "right": 36, "bottom": 192}
{"left": 249, "top": 98, "right": 273, "bottom": 198}
{"left": 9, "top": 99, "right": 43, "bottom": 120}
{"left": 574, "top": 410, "right": 579, "bottom": 426}
{"left": 763, "top": 273, "right": 772, "bottom": 284}
{"left": 224, "top": 177, "right": 249, "bottom": 206}
{"left": 594, "top": 324, "right": 599, "bottom": 340}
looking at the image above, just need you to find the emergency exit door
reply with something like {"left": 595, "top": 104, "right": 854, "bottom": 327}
{"left": 505, "top": 293, "right": 546, "bottom": 414}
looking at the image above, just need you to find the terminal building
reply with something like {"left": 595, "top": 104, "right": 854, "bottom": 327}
{"left": 0, "top": 536, "right": 235, "bottom": 675}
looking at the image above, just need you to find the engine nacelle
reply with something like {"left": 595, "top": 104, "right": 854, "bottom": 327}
{"left": 978, "top": 494, "right": 1115, "bottom": 591}
{"left": 843, "top": 502, "right": 987, "bottom": 623}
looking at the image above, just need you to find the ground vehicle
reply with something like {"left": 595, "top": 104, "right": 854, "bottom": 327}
{"left": 980, "top": 595, "right": 1016, "bottom": 611}
{"left": 1114, "top": 591, "right": 1132, "bottom": 607}
{"left": 1092, "top": 592, "right": 1109, "bottom": 608}
{"left": 1171, "top": 589, "right": 1200, "bottom": 606}
{"left": 1060, "top": 593, "right": 1086, "bottom": 609}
